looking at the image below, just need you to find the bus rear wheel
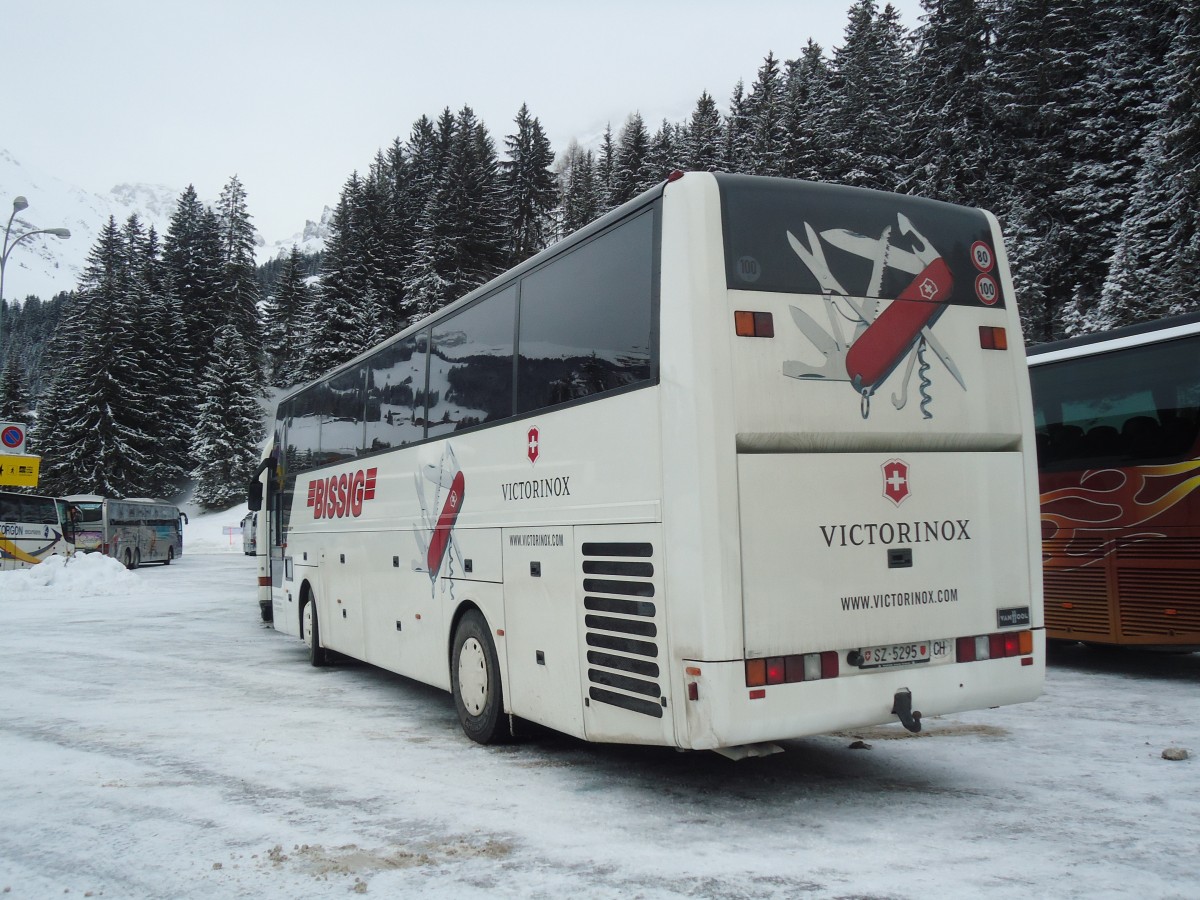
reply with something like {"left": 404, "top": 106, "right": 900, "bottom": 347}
{"left": 302, "top": 595, "right": 329, "bottom": 667}
{"left": 123, "top": 548, "right": 134, "bottom": 570}
{"left": 451, "top": 609, "right": 505, "bottom": 744}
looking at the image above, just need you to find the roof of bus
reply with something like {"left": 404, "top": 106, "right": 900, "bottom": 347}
{"left": 1026, "top": 311, "right": 1200, "bottom": 365}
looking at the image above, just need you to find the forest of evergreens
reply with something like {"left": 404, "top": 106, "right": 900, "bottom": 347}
{"left": 0, "top": 0, "right": 1195, "bottom": 505}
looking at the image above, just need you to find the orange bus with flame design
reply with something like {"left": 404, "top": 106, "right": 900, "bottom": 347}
{"left": 1028, "top": 312, "right": 1200, "bottom": 650}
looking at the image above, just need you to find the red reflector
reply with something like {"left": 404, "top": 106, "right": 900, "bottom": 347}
{"left": 956, "top": 636, "right": 976, "bottom": 663}
{"left": 989, "top": 633, "right": 1005, "bottom": 659}
{"left": 687, "top": 682, "right": 699, "bottom": 701}
{"left": 749, "top": 689, "right": 766, "bottom": 700}
{"left": 766, "top": 657, "right": 786, "bottom": 685}
{"left": 1021, "top": 657, "right": 1034, "bottom": 666}
{"left": 257, "top": 576, "right": 271, "bottom": 587}
{"left": 734, "top": 310, "right": 774, "bottom": 338}
{"left": 820, "top": 651, "right": 839, "bottom": 679}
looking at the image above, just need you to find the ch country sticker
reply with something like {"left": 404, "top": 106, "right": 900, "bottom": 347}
{"left": 782, "top": 214, "right": 970, "bottom": 420}
{"left": 307, "top": 468, "right": 377, "bottom": 519}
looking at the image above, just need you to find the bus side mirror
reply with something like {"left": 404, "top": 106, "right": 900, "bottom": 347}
{"left": 247, "top": 480, "right": 263, "bottom": 512}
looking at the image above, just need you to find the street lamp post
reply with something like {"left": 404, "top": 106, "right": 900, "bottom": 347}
{"left": 0, "top": 195, "right": 71, "bottom": 364}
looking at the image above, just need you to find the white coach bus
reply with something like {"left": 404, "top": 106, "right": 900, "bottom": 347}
{"left": 250, "top": 172, "right": 1043, "bottom": 754}
{"left": 64, "top": 495, "right": 186, "bottom": 568}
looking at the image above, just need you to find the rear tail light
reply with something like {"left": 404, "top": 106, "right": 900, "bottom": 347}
{"left": 957, "top": 630, "right": 1034, "bottom": 663}
{"left": 745, "top": 651, "right": 837, "bottom": 688}
{"left": 979, "top": 326, "right": 1008, "bottom": 350}
{"left": 735, "top": 311, "right": 774, "bottom": 338}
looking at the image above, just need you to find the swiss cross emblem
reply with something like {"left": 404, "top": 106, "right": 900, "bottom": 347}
{"left": 919, "top": 277, "right": 939, "bottom": 300}
{"left": 527, "top": 427, "right": 540, "bottom": 464}
{"left": 882, "top": 459, "right": 910, "bottom": 506}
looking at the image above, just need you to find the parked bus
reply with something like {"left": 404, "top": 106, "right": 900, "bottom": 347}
{"left": 64, "top": 495, "right": 186, "bottom": 568}
{"left": 249, "top": 172, "right": 1043, "bottom": 753}
{"left": 0, "top": 490, "right": 76, "bottom": 570}
{"left": 1028, "top": 312, "right": 1200, "bottom": 650}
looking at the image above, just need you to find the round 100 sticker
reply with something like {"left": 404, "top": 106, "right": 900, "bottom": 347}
{"left": 975, "top": 273, "right": 1000, "bottom": 306}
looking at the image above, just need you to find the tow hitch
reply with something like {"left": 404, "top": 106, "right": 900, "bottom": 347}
{"left": 892, "top": 688, "right": 922, "bottom": 733}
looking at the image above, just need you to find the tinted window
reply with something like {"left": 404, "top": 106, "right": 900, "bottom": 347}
{"left": 366, "top": 332, "right": 429, "bottom": 452}
{"left": 717, "top": 173, "right": 1005, "bottom": 308}
{"left": 427, "top": 286, "right": 517, "bottom": 438}
{"left": 1030, "top": 335, "right": 1200, "bottom": 470}
{"left": 320, "top": 366, "right": 366, "bottom": 463}
{"left": 517, "top": 211, "right": 656, "bottom": 414}
{"left": 287, "top": 392, "right": 322, "bottom": 474}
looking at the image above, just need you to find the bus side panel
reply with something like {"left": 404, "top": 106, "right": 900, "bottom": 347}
{"left": 502, "top": 526, "right": 585, "bottom": 738}
{"left": 575, "top": 524, "right": 676, "bottom": 746}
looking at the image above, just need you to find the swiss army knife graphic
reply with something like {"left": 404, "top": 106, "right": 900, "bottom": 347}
{"left": 413, "top": 443, "right": 465, "bottom": 585}
{"left": 784, "top": 213, "right": 966, "bottom": 419}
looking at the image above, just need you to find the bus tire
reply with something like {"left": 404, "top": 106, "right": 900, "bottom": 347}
{"left": 123, "top": 548, "right": 134, "bottom": 570}
{"left": 133, "top": 549, "right": 141, "bottom": 569}
{"left": 165, "top": 548, "right": 174, "bottom": 565}
{"left": 451, "top": 609, "right": 505, "bottom": 744}
{"left": 302, "top": 595, "right": 329, "bottom": 667}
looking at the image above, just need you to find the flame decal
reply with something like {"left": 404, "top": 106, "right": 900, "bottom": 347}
{"left": 1041, "top": 459, "right": 1200, "bottom": 567}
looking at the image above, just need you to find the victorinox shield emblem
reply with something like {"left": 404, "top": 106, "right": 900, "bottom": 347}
{"left": 527, "top": 427, "right": 540, "bottom": 464}
{"left": 882, "top": 459, "right": 911, "bottom": 506}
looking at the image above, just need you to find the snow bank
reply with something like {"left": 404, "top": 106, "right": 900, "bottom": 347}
{"left": 1, "top": 551, "right": 138, "bottom": 600}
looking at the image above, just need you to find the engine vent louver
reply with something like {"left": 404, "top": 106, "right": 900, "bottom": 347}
{"left": 581, "top": 542, "right": 662, "bottom": 718}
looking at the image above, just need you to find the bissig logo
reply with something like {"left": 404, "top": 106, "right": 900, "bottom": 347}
{"left": 308, "top": 468, "right": 378, "bottom": 519}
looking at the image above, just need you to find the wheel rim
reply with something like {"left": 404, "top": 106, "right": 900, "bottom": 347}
{"left": 303, "top": 603, "right": 314, "bottom": 649}
{"left": 457, "top": 637, "right": 489, "bottom": 716}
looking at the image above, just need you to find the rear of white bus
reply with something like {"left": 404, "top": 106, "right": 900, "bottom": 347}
{"left": 659, "top": 173, "right": 1044, "bottom": 750}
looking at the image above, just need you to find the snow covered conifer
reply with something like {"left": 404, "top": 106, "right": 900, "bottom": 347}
{"left": 192, "top": 325, "right": 263, "bottom": 510}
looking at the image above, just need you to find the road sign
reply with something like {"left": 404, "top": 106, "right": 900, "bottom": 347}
{"left": 0, "top": 454, "right": 40, "bottom": 487}
{"left": 0, "top": 422, "right": 27, "bottom": 455}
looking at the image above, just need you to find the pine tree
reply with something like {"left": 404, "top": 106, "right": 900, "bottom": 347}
{"left": 192, "top": 325, "right": 263, "bottom": 509}
{"left": 596, "top": 124, "right": 617, "bottom": 212}
{"left": 744, "top": 52, "right": 787, "bottom": 176}
{"left": 906, "top": 0, "right": 999, "bottom": 204}
{"left": 163, "top": 185, "right": 223, "bottom": 383}
{"left": 36, "top": 218, "right": 151, "bottom": 497}
{"left": 215, "top": 176, "right": 264, "bottom": 386}
{"left": 724, "top": 81, "right": 751, "bottom": 171}
{"left": 683, "top": 91, "right": 725, "bottom": 172}
{"left": 558, "top": 142, "right": 601, "bottom": 236}
{"left": 827, "top": 0, "right": 913, "bottom": 191}
{"left": 263, "top": 245, "right": 312, "bottom": 386}
{"left": 1097, "top": 0, "right": 1200, "bottom": 326}
{"left": 611, "top": 113, "right": 653, "bottom": 206}
{"left": 782, "top": 41, "right": 836, "bottom": 182}
{"left": 989, "top": 0, "right": 1100, "bottom": 341}
{"left": 501, "top": 103, "right": 558, "bottom": 266}
{"left": 0, "top": 353, "right": 31, "bottom": 425}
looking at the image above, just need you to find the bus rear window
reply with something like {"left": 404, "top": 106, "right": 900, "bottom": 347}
{"left": 716, "top": 173, "right": 1004, "bottom": 308}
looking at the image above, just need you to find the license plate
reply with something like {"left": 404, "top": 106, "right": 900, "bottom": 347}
{"left": 859, "top": 641, "right": 932, "bottom": 668}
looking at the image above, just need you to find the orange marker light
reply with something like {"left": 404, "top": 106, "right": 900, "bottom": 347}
{"left": 735, "top": 311, "right": 774, "bottom": 338}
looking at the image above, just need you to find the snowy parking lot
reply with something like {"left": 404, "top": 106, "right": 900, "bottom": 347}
{"left": 1, "top": 516, "right": 1197, "bottom": 899}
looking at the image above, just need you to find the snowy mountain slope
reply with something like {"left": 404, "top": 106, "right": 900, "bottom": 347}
{"left": 0, "top": 149, "right": 328, "bottom": 302}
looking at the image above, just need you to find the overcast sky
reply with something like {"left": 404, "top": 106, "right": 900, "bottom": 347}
{"left": 11, "top": 0, "right": 925, "bottom": 242}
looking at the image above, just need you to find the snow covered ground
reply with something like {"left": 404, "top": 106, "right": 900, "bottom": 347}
{"left": 1, "top": 506, "right": 1196, "bottom": 899}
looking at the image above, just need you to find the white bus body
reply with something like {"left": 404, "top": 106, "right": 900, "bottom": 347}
{"left": 0, "top": 491, "right": 75, "bottom": 570}
{"left": 64, "top": 495, "right": 185, "bottom": 568}
{"left": 253, "top": 172, "right": 1043, "bottom": 752}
